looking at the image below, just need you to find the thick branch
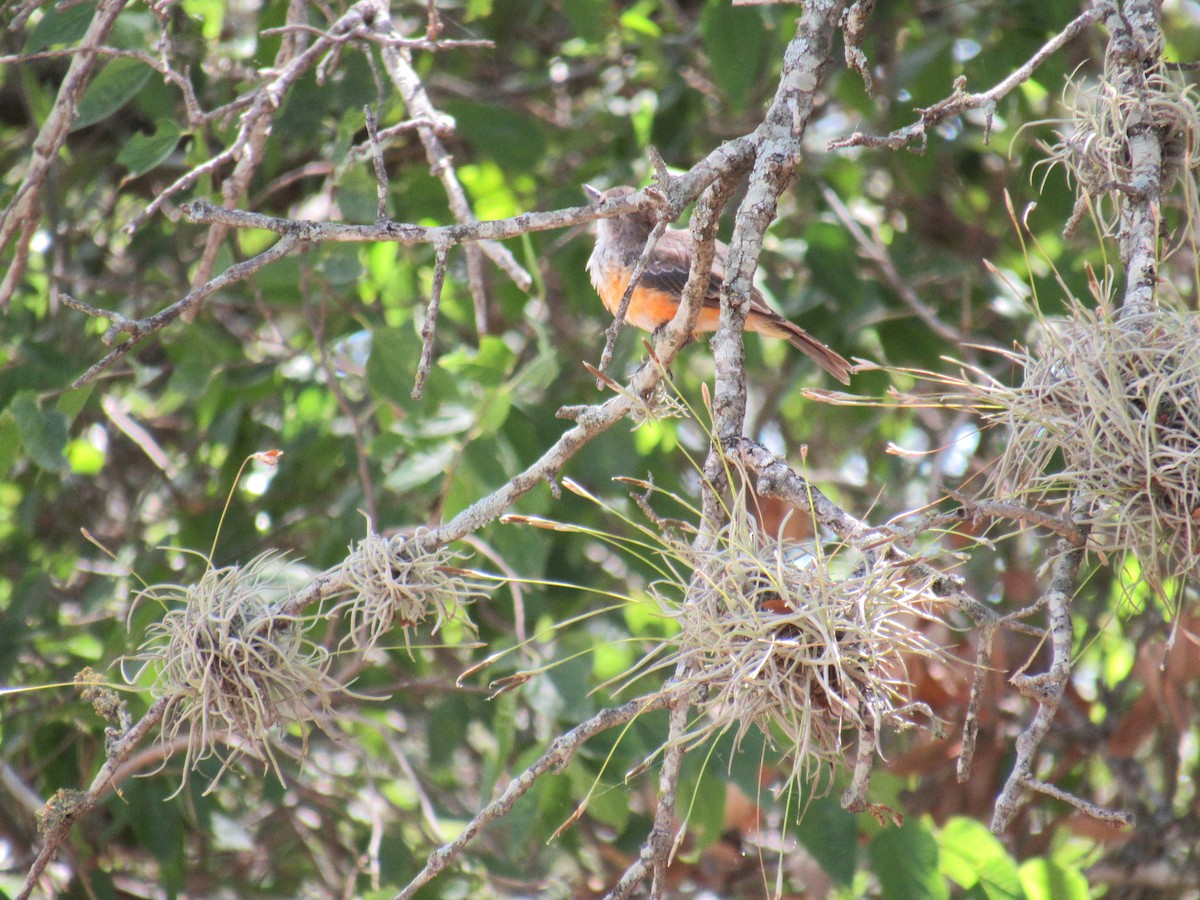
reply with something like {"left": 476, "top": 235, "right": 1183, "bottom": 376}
{"left": 623, "top": 3, "right": 851, "bottom": 895}
{"left": 182, "top": 193, "right": 638, "bottom": 246}
{"left": 1108, "top": 0, "right": 1165, "bottom": 319}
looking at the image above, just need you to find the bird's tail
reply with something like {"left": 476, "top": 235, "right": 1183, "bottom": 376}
{"left": 750, "top": 314, "right": 853, "bottom": 385}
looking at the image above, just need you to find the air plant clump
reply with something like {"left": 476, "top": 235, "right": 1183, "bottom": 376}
{"left": 627, "top": 379, "right": 689, "bottom": 427}
{"left": 335, "top": 527, "right": 478, "bottom": 653}
{"left": 1041, "top": 62, "right": 1200, "bottom": 237}
{"left": 126, "top": 552, "right": 339, "bottom": 791}
{"left": 985, "top": 302, "right": 1200, "bottom": 592}
{"left": 660, "top": 500, "right": 945, "bottom": 794}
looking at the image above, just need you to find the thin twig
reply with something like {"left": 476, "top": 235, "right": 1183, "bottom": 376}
{"left": 64, "top": 233, "right": 302, "bottom": 387}
{"left": 990, "top": 511, "right": 1088, "bottom": 831}
{"left": 821, "top": 184, "right": 964, "bottom": 344}
{"left": 841, "top": 708, "right": 878, "bottom": 812}
{"left": 364, "top": 104, "right": 390, "bottom": 222}
{"left": 956, "top": 623, "right": 995, "bottom": 782}
{"left": 396, "top": 695, "right": 670, "bottom": 899}
{"left": 0, "top": 45, "right": 246, "bottom": 129}
{"left": 184, "top": 0, "right": 312, "bottom": 299}
{"left": 651, "top": 700, "right": 688, "bottom": 895}
{"left": 0, "top": 0, "right": 127, "bottom": 309}
{"left": 598, "top": 217, "right": 669, "bottom": 377}
{"left": 842, "top": 0, "right": 877, "bottom": 96}
{"left": 942, "top": 488, "right": 1087, "bottom": 546}
{"left": 424, "top": 0, "right": 443, "bottom": 40}
{"left": 125, "top": 0, "right": 374, "bottom": 234}
{"left": 371, "top": 0, "right": 531, "bottom": 322}
{"left": 413, "top": 245, "right": 451, "bottom": 400}
{"left": 260, "top": 22, "right": 490, "bottom": 51}
{"left": 1025, "top": 777, "right": 1136, "bottom": 826}
{"left": 829, "top": 2, "right": 1115, "bottom": 152}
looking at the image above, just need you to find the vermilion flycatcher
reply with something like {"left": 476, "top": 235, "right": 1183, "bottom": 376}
{"left": 585, "top": 185, "right": 852, "bottom": 384}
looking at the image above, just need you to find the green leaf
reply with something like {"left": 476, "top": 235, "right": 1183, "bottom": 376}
{"left": 0, "top": 415, "right": 24, "bottom": 478}
{"left": 481, "top": 690, "right": 518, "bottom": 801}
{"left": 366, "top": 326, "right": 422, "bottom": 410}
{"left": 24, "top": 2, "right": 95, "bottom": 53}
{"left": 1018, "top": 858, "right": 1089, "bottom": 900}
{"left": 465, "top": 0, "right": 492, "bottom": 21}
{"left": 166, "top": 336, "right": 219, "bottom": 399}
{"left": 511, "top": 346, "right": 560, "bottom": 406}
{"left": 64, "top": 633, "right": 103, "bottom": 660}
{"left": 700, "top": 0, "right": 767, "bottom": 111}
{"left": 580, "top": 770, "right": 632, "bottom": 832}
{"left": 72, "top": 57, "right": 154, "bottom": 131}
{"left": 475, "top": 386, "right": 512, "bottom": 435}
{"left": 317, "top": 243, "right": 363, "bottom": 287}
{"left": 438, "top": 335, "right": 515, "bottom": 386}
{"left": 337, "top": 168, "right": 379, "bottom": 224}
{"left": 11, "top": 392, "right": 68, "bottom": 472}
{"left": 443, "top": 102, "right": 547, "bottom": 175}
{"left": 976, "top": 856, "right": 1028, "bottom": 900}
{"left": 562, "top": 0, "right": 609, "bottom": 42}
{"left": 55, "top": 382, "right": 93, "bottom": 422}
{"left": 116, "top": 119, "right": 183, "bottom": 177}
{"left": 678, "top": 760, "right": 726, "bottom": 853}
{"left": 126, "top": 780, "right": 185, "bottom": 889}
{"left": 797, "top": 791, "right": 859, "bottom": 885}
{"left": 382, "top": 443, "right": 458, "bottom": 493}
{"left": 591, "top": 638, "right": 633, "bottom": 684}
{"left": 940, "top": 817, "right": 1024, "bottom": 898}
{"left": 0, "top": 572, "right": 51, "bottom": 680}
{"left": 66, "top": 437, "right": 105, "bottom": 475}
{"left": 180, "top": 0, "right": 225, "bottom": 41}
{"left": 426, "top": 694, "right": 471, "bottom": 765}
{"left": 870, "top": 819, "right": 949, "bottom": 900}
{"left": 619, "top": 10, "right": 661, "bottom": 38}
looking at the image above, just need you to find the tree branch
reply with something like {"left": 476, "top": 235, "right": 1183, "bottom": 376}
{"left": 369, "top": 0, "right": 532, "bottom": 327}
{"left": 0, "top": 0, "right": 127, "bottom": 309}
{"left": 18, "top": 698, "right": 169, "bottom": 900}
{"left": 396, "top": 695, "right": 670, "bottom": 899}
{"left": 1107, "top": 0, "right": 1165, "bottom": 319}
{"left": 616, "top": 3, "right": 852, "bottom": 893}
{"left": 829, "top": 2, "right": 1115, "bottom": 152}
{"left": 62, "top": 233, "right": 302, "bottom": 387}
{"left": 989, "top": 516, "right": 1095, "bottom": 832}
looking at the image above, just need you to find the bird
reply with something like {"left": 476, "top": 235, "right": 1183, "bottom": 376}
{"left": 584, "top": 185, "right": 852, "bottom": 384}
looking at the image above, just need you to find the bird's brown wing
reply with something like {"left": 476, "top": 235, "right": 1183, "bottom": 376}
{"left": 638, "top": 263, "right": 723, "bottom": 304}
{"left": 636, "top": 232, "right": 853, "bottom": 383}
{"left": 637, "top": 229, "right": 726, "bottom": 305}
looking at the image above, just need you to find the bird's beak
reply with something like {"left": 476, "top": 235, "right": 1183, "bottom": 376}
{"left": 583, "top": 184, "right": 602, "bottom": 202}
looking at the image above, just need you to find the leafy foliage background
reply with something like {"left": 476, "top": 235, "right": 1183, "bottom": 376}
{"left": 2, "top": 0, "right": 1199, "bottom": 897}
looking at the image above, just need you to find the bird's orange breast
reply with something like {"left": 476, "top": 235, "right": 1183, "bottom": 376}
{"left": 591, "top": 267, "right": 723, "bottom": 333}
